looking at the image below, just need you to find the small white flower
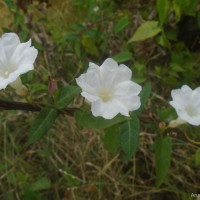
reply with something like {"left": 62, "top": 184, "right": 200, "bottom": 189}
{"left": 76, "top": 58, "right": 142, "bottom": 119}
{"left": 93, "top": 6, "right": 99, "bottom": 12}
{"left": 169, "top": 85, "right": 200, "bottom": 126}
{"left": 0, "top": 33, "right": 38, "bottom": 95}
{"left": 168, "top": 118, "right": 186, "bottom": 128}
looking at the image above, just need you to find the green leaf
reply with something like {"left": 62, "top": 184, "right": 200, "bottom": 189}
{"left": 7, "top": 172, "right": 16, "bottom": 184}
{"left": 55, "top": 85, "right": 80, "bottom": 109}
{"left": 173, "top": 2, "right": 181, "bottom": 22}
{"left": 120, "top": 115, "right": 140, "bottom": 159}
{"left": 104, "top": 125, "right": 121, "bottom": 154}
{"left": 64, "top": 169, "right": 81, "bottom": 187}
{"left": 155, "top": 136, "right": 172, "bottom": 187}
{"left": 134, "top": 82, "right": 151, "bottom": 115}
{"left": 129, "top": 21, "right": 162, "bottom": 42}
{"left": 29, "top": 84, "right": 48, "bottom": 94}
{"left": 23, "top": 187, "right": 41, "bottom": 200}
{"left": 28, "top": 107, "right": 58, "bottom": 145}
{"left": 32, "top": 177, "right": 51, "bottom": 191}
{"left": 113, "top": 51, "right": 132, "bottom": 63}
{"left": 81, "top": 35, "right": 99, "bottom": 56}
{"left": 195, "top": 148, "right": 200, "bottom": 167}
{"left": 157, "top": 32, "right": 171, "bottom": 49}
{"left": 156, "top": 0, "right": 169, "bottom": 25}
{"left": 3, "top": 0, "right": 16, "bottom": 10}
{"left": 157, "top": 107, "right": 177, "bottom": 122}
{"left": 75, "top": 110, "right": 127, "bottom": 129}
{"left": 114, "top": 16, "right": 129, "bottom": 33}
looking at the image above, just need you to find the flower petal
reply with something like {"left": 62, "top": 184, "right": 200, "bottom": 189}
{"left": 76, "top": 69, "right": 101, "bottom": 100}
{"left": 1, "top": 33, "right": 20, "bottom": 58}
{"left": 91, "top": 98, "right": 129, "bottom": 119}
{"left": 117, "top": 95, "right": 141, "bottom": 111}
{"left": 101, "top": 58, "right": 118, "bottom": 71}
{"left": 188, "top": 116, "right": 200, "bottom": 126}
{"left": 174, "top": 108, "right": 200, "bottom": 126}
{"left": 0, "top": 44, "right": 8, "bottom": 73}
{"left": 171, "top": 88, "right": 191, "bottom": 106}
{"left": 102, "top": 99, "right": 129, "bottom": 119}
{"left": 91, "top": 100, "right": 109, "bottom": 117}
{"left": 81, "top": 91, "right": 99, "bottom": 102}
{"left": 113, "top": 81, "right": 142, "bottom": 96}
{"left": 11, "top": 40, "right": 38, "bottom": 70}
{"left": 181, "top": 85, "right": 192, "bottom": 93}
{"left": 88, "top": 62, "right": 100, "bottom": 72}
{"left": 190, "top": 87, "right": 200, "bottom": 107}
{"left": 0, "top": 72, "right": 20, "bottom": 89}
{"left": 99, "top": 58, "right": 119, "bottom": 89}
{"left": 117, "top": 64, "right": 132, "bottom": 82}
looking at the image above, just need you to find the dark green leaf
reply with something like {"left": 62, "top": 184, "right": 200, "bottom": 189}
{"left": 129, "top": 21, "right": 162, "bottom": 42}
{"left": 155, "top": 136, "right": 172, "bottom": 187}
{"left": 157, "top": 0, "right": 169, "bottom": 25}
{"left": 75, "top": 110, "right": 127, "bottom": 129}
{"left": 81, "top": 35, "right": 99, "bottom": 56}
{"left": 29, "top": 84, "right": 48, "bottom": 94}
{"left": 32, "top": 178, "right": 51, "bottom": 191}
{"left": 104, "top": 125, "right": 121, "bottom": 154}
{"left": 113, "top": 51, "right": 132, "bottom": 63}
{"left": 55, "top": 85, "right": 80, "bottom": 109}
{"left": 157, "top": 107, "right": 177, "bottom": 122}
{"left": 114, "top": 16, "right": 129, "bottom": 33}
{"left": 28, "top": 107, "right": 58, "bottom": 145}
{"left": 23, "top": 187, "right": 41, "bottom": 200}
{"left": 120, "top": 115, "right": 140, "bottom": 159}
{"left": 157, "top": 33, "right": 171, "bottom": 49}
{"left": 134, "top": 82, "right": 151, "bottom": 115}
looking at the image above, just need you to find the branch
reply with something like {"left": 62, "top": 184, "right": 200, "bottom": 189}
{"left": 0, "top": 100, "right": 75, "bottom": 116}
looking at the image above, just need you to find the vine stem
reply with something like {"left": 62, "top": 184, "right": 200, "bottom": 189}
{"left": 163, "top": 127, "right": 200, "bottom": 146}
{"left": 0, "top": 100, "right": 41, "bottom": 111}
{"left": 0, "top": 100, "right": 75, "bottom": 116}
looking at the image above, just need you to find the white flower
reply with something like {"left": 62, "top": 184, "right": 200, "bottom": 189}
{"left": 93, "top": 6, "right": 99, "bottom": 12}
{"left": 169, "top": 85, "right": 200, "bottom": 126}
{"left": 76, "top": 58, "right": 142, "bottom": 119}
{"left": 0, "top": 33, "right": 38, "bottom": 95}
{"left": 168, "top": 118, "right": 186, "bottom": 128}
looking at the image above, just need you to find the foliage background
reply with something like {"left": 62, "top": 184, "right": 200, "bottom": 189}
{"left": 0, "top": 0, "right": 200, "bottom": 199}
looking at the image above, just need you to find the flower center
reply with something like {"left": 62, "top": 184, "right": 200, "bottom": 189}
{"left": 186, "top": 106, "right": 198, "bottom": 117}
{"left": 4, "top": 71, "right": 9, "bottom": 76}
{"left": 99, "top": 89, "right": 112, "bottom": 102}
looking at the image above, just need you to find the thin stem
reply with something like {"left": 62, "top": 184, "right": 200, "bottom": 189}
{"left": 0, "top": 100, "right": 41, "bottom": 111}
{"left": 163, "top": 126, "right": 200, "bottom": 146}
{"left": 0, "top": 100, "right": 75, "bottom": 116}
{"left": 184, "top": 131, "right": 200, "bottom": 146}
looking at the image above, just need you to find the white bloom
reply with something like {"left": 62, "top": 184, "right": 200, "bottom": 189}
{"left": 0, "top": 33, "right": 38, "bottom": 95}
{"left": 168, "top": 118, "right": 186, "bottom": 128}
{"left": 93, "top": 6, "right": 99, "bottom": 12}
{"left": 169, "top": 85, "right": 200, "bottom": 126}
{"left": 76, "top": 58, "right": 142, "bottom": 119}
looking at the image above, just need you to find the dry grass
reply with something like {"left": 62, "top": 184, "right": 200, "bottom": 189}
{"left": 1, "top": 108, "right": 200, "bottom": 199}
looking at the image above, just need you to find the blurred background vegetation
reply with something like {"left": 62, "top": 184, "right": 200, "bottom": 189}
{"left": 0, "top": 0, "right": 200, "bottom": 199}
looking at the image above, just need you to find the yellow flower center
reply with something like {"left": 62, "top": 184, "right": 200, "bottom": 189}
{"left": 99, "top": 89, "right": 112, "bottom": 102}
{"left": 4, "top": 71, "right": 9, "bottom": 76}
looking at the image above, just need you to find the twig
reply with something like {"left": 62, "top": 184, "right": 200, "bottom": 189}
{"left": 0, "top": 100, "right": 41, "bottom": 112}
{"left": 0, "top": 100, "right": 75, "bottom": 116}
